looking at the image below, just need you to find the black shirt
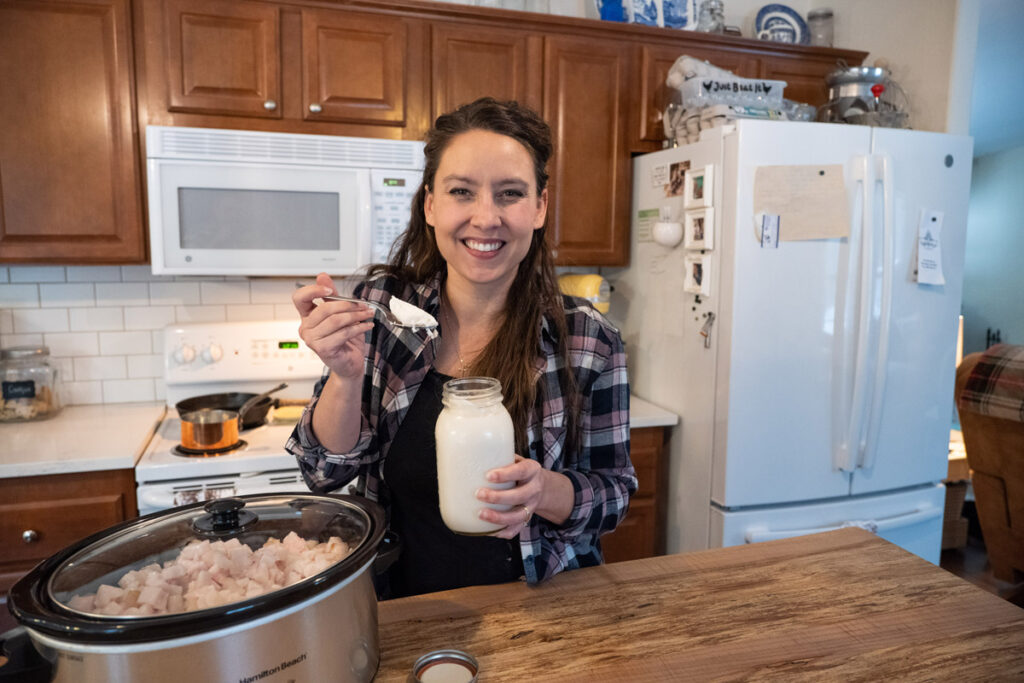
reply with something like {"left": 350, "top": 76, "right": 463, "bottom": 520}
{"left": 382, "top": 368, "right": 524, "bottom": 598}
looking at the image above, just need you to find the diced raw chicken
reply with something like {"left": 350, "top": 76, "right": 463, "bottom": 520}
{"left": 69, "top": 532, "right": 351, "bottom": 617}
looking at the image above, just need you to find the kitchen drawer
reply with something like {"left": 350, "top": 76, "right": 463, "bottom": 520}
{"left": 0, "top": 496, "right": 127, "bottom": 566}
{"left": 0, "top": 469, "right": 137, "bottom": 597}
{"left": 630, "top": 426, "right": 665, "bottom": 499}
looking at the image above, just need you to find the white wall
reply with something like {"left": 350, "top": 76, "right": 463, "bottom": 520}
{"left": 0, "top": 267, "right": 298, "bottom": 405}
{"left": 962, "top": 145, "right": 1024, "bottom": 354}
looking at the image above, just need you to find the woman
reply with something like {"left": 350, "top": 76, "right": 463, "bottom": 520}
{"left": 288, "top": 98, "right": 635, "bottom": 597}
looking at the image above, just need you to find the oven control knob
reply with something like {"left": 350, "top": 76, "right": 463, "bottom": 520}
{"left": 173, "top": 344, "right": 196, "bottom": 365}
{"left": 202, "top": 344, "right": 223, "bottom": 363}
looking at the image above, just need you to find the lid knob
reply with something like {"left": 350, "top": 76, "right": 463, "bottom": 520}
{"left": 193, "top": 497, "right": 258, "bottom": 536}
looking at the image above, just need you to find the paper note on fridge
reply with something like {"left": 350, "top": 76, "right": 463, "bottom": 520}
{"left": 753, "top": 165, "right": 849, "bottom": 241}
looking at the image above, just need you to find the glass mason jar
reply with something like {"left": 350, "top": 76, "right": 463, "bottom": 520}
{"left": 0, "top": 345, "right": 61, "bottom": 422}
{"left": 435, "top": 377, "right": 515, "bottom": 534}
{"left": 808, "top": 8, "right": 834, "bottom": 47}
{"left": 696, "top": 0, "right": 725, "bottom": 33}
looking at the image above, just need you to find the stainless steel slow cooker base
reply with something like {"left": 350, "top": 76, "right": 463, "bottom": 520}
{"left": 24, "top": 566, "right": 379, "bottom": 683}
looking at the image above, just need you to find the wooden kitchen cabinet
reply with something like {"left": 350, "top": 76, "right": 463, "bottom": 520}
{"left": 142, "top": 0, "right": 427, "bottom": 137}
{"left": 430, "top": 22, "right": 542, "bottom": 120}
{"left": 602, "top": 426, "right": 667, "bottom": 563}
{"left": 162, "top": 0, "right": 282, "bottom": 119}
{"left": 544, "top": 35, "right": 633, "bottom": 267}
{"left": 0, "top": 0, "right": 145, "bottom": 263}
{"left": 3, "top": 0, "right": 868, "bottom": 265}
{"left": 0, "top": 469, "right": 138, "bottom": 600}
{"left": 635, "top": 37, "right": 868, "bottom": 149}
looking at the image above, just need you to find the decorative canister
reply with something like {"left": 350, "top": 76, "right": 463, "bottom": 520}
{"left": 0, "top": 345, "right": 61, "bottom": 422}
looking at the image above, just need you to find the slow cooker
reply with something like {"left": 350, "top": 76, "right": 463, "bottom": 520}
{"left": 1, "top": 494, "right": 393, "bottom": 683}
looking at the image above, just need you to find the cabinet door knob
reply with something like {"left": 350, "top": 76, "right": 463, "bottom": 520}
{"left": 263, "top": 99, "right": 277, "bottom": 111}
{"left": 23, "top": 529, "right": 39, "bottom": 543}
{"left": 308, "top": 103, "right": 322, "bottom": 113}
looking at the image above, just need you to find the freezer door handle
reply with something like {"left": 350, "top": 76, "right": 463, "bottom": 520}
{"left": 744, "top": 507, "right": 942, "bottom": 544}
{"left": 859, "top": 154, "right": 895, "bottom": 470}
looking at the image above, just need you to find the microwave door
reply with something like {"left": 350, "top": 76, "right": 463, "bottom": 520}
{"left": 149, "top": 160, "right": 370, "bottom": 275}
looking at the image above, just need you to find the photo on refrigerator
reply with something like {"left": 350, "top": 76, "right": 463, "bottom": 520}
{"left": 684, "top": 208, "right": 714, "bottom": 249}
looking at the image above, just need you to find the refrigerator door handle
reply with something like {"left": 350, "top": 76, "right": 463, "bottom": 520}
{"left": 838, "top": 155, "right": 873, "bottom": 473}
{"left": 744, "top": 507, "right": 942, "bottom": 544}
{"left": 860, "top": 155, "right": 895, "bottom": 470}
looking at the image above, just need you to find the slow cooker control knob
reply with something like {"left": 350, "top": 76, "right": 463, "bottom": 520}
{"left": 173, "top": 344, "right": 196, "bottom": 365}
{"left": 202, "top": 343, "right": 223, "bottom": 363}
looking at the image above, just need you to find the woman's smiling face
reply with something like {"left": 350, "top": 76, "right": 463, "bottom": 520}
{"left": 424, "top": 129, "right": 547, "bottom": 294}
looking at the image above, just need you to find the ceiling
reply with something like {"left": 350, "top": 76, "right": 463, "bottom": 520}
{"left": 969, "top": 0, "right": 1024, "bottom": 157}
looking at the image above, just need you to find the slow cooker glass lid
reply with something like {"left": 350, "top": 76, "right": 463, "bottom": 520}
{"left": 46, "top": 494, "right": 373, "bottom": 618}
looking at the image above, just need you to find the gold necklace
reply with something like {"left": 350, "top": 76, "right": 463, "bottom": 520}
{"left": 440, "top": 294, "right": 468, "bottom": 377}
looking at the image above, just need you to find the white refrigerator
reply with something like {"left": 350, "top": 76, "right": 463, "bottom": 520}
{"left": 609, "top": 120, "right": 972, "bottom": 564}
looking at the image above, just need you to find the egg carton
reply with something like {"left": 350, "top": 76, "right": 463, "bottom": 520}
{"left": 678, "top": 76, "right": 787, "bottom": 110}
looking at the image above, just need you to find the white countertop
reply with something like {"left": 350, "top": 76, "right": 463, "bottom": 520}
{"left": 0, "top": 395, "right": 676, "bottom": 479}
{"left": 629, "top": 395, "right": 679, "bottom": 429}
{"left": 0, "top": 403, "right": 166, "bottom": 478}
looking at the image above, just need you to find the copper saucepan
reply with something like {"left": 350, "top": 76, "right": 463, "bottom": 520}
{"left": 179, "top": 409, "right": 240, "bottom": 451}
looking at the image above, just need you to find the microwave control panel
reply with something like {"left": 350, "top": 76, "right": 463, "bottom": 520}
{"left": 371, "top": 169, "right": 422, "bottom": 263}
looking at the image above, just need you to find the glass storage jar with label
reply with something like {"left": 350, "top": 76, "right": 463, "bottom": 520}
{"left": 435, "top": 377, "right": 515, "bottom": 534}
{"left": 0, "top": 345, "right": 62, "bottom": 422}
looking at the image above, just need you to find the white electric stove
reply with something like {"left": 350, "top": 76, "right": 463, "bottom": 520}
{"left": 135, "top": 320, "right": 326, "bottom": 516}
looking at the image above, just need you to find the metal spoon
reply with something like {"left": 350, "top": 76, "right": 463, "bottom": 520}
{"left": 320, "top": 295, "right": 410, "bottom": 327}
{"left": 294, "top": 282, "right": 437, "bottom": 330}
{"left": 238, "top": 382, "right": 288, "bottom": 424}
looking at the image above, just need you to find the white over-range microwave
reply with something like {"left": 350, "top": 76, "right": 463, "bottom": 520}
{"left": 145, "top": 125, "right": 425, "bottom": 275}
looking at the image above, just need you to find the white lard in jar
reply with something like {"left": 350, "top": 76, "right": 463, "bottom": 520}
{"left": 435, "top": 377, "right": 515, "bottom": 534}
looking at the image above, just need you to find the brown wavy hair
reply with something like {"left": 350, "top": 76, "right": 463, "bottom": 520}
{"left": 368, "top": 97, "right": 580, "bottom": 457}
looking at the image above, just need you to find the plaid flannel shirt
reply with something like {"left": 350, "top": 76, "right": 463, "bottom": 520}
{"left": 285, "top": 273, "right": 635, "bottom": 584}
{"left": 959, "top": 343, "right": 1024, "bottom": 422}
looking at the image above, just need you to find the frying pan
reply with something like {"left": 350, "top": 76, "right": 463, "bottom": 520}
{"left": 175, "top": 392, "right": 275, "bottom": 430}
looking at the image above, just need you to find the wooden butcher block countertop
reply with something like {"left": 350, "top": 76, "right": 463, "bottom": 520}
{"left": 376, "top": 528, "right": 1024, "bottom": 681}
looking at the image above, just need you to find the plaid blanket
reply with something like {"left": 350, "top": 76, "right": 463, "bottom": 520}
{"left": 960, "top": 344, "right": 1024, "bottom": 422}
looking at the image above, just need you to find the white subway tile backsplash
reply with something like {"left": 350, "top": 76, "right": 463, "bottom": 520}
{"left": 40, "top": 283, "right": 95, "bottom": 308}
{"left": 12, "top": 308, "right": 69, "bottom": 334}
{"left": 99, "top": 330, "right": 153, "bottom": 356}
{"left": 74, "top": 356, "right": 128, "bottom": 381}
{"left": 151, "top": 330, "right": 165, "bottom": 355}
{"left": 274, "top": 304, "right": 300, "bottom": 321}
{"left": 227, "top": 304, "right": 277, "bottom": 321}
{"left": 64, "top": 381, "right": 104, "bottom": 405}
{"left": 9, "top": 266, "right": 65, "bottom": 283}
{"left": 249, "top": 279, "right": 294, "bottom": 304}
{"left": 69, "top": 307, "right": 124, "bottom": 332}
{"left": 4, "top": 272, "right": 306, "bottom": 406}
{"left": 127, "top": 354, "right": 162, "bottom": 379}
{"left": 2, "top": 333, "right": 44, "bottom": 347}
{"left": 96, "top": 282, "right": 150, "bottom": 306}
{"left": 149, "top": 282, "right": 201, "bottom": 306}
{"left": 67, "top": 266, "right": 121, "bottom": 282}
{"left": 124, "top": 306, "right": 176, "bottom": 330}
{"left": 0, "top": 284, "right": 40, "bottom": 308}
{"left": 103, "top": 378, "right": 156, "bottom": 403}
{"left": 122, "top": 266, "right": 163, "bottom": 282}
{"left": 44, "top": 332, "right": 99, "bottom": 357}
{"left": 52, "top": 357, "right": 74, "bottom": 382}
{"left": 176, "top": 305, "right": 226, "bottom": 323}
{"left": 201, "top": 281, "right": 251, "bottom": 304}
